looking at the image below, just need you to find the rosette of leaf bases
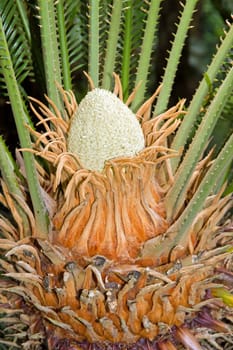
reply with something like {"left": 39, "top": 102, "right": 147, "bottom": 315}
{"left": 0, "top": 73, "right": 232, "bottom": 350}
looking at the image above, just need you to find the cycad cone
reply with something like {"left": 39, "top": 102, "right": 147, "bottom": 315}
{"left": 0, "top": 78, "right": 232, "bottom": 349}
{"left": 68, "top": 88, "right": 145, "bottom": 171}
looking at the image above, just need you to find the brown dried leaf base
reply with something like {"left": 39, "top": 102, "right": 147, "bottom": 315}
{"left": 0, "top": 236, "right": 232, "bottom": 349}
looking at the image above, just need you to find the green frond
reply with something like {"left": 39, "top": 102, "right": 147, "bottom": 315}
{"left": 99, "top": 0, "right": 112, "bottom": 77}
{"left": 168, "top": 131, "right": 233, "bottom": 248}
{"left": 209, "top": 47, "right": 233, "bottom": 154}
{"left": 121, "top": 0, "right": 147, "bottom": 100}
{"left": 121, "top": 0, "right": 133, "bottom": 100}
{"left": 171, "top": 21, "right": 233, "bottom": 171}
{"left": 36, "top": 0, "right": 62, "bottom": 110}
{"left": 0, "top": 0, "right": 34, "bottom": 96}
{"left": 15, "top": 0, "right": 31, "bottom": 42}
{"left": 101, "top": 0, "right": 123, "bottom": 89}
{"left": 0, "top": 15, "right": 49, "bottom": 238}
{"left": 63, "top": 1, "right": 88, "bottom": 88}
{"left": 131, "top": 0, "right": 162, "bottom": 111}
{"left": 56, "top": 0, "right": 72, "bottom": 90}
{"left": 0, "top": 137, "right": 30, "bottom": 237}
{"left": 165, "top": 64, "right": 233, "bottom": 220}
{"left": 225, "top": 176, "right": 233, "bottom": 195}
{"left": 28, "top": 1, "right": 88, "bottom": 94}
{"left": 89, "top": 0, "right": 100, "bottom": 87}
{"left": 154, "top": 0, "right": 198, "bottom": 115}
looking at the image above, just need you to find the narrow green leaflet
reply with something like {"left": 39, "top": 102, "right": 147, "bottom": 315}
{"left": 0, "top": 137, "right": 30, "bottom": 237}
{"left": 154, "top": 0, "right": 198, "bottom": 115}
{"left": 62, "top": 0, "right": 88, "bottom": 86}
{"left": 121, "top": 0, "right": 133, "bottom": 100}
{"left": 168, "top": 131, "right": 233, "bottom": 248}
{"left": 0, "top": 0, "right": 33, "bottom": 95}
{"left": 171, "top": 21, "right": 233, "bottom": 171}
{"left": 89, "top": 0, "right": 100, "bottom": 87}
{"left": 131, "top": 0, "right": 162, "bottom": 111}
{"left": 56, "top": 0, "right": 72, "bottom": 90}
{"left": 0, "top": 15, "right": 48, "bottom": 238}
{"left": 16, "top": 0, "right": 30, "bottom": 42}
{"left": 37, "top": 0, "right": 62, "bottom": 110}
{"left": 165, "top": 64, "right": 233, "bottom": 220}
{"left": 101, "top": 0, "right": 122, "bottom": 89}
{"left": 115, "top": 0, "right": 147, "bottom": 99}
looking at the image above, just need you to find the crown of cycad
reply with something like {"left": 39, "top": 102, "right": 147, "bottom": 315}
{"left": 68, "top": 88, "right": 145, "bottom": 171}
{"left": 50, "top": 83, "right": 178, "bottom": 260}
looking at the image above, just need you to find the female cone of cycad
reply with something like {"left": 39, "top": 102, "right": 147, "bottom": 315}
{"left": 68, "top": 88, "right": 145, "bottom": 171}
{"left": 56, "top": 87, "right": 168, "bottom": 260}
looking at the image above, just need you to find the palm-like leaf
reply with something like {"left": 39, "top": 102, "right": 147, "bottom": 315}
{"left": 61, "top": 0, "right": 88, "bottom": 87}
{"left": 210, "top": 47, "right": 233, "bottom": 154}
{"left": 0, "top": 0, "right": 34, "bottom": 95}
{"left": 130, "top": 0, "right": 162, "bottom": 110}
{"left": 0, "top": 13, "right": 49, "bottom": 237}
{"left": 120, "top": 0, "right": 146, "bottom": 99}
{"left": 171, "top": 21, "right": 233, "bottom": 171}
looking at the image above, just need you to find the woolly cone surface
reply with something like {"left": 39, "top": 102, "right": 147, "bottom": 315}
{"left": 0, "top": 75, "right": 232, "bottom": 350}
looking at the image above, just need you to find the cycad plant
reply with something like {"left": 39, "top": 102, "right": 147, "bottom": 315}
{"left": 0, "top": 1, "right": 233, "bottom": 349}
